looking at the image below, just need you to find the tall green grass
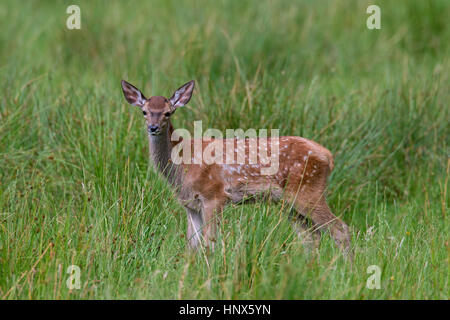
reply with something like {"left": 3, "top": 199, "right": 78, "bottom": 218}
{"left": 0, "top": 0, "right": 448, "bottom": 299}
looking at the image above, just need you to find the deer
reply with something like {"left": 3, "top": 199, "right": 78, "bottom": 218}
{"left": 121, "top": 79, "right": 351, "bottom": 254}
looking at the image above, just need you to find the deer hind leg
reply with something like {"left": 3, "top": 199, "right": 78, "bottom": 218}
{"left": 291, "top": 213, "right": 321, "bottom": 251}
{"left": 186, "top": 207, "right": 203, "bottom": 250}
{"left": 286, "top": 193, "right": 351, "bottom": 253}
{"left": 309, "top": 200, "right": 351, "bottom": 253}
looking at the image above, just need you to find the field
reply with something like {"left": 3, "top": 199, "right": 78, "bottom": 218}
{"left": 0, "top": 0, "right": 448, "bottom": 299}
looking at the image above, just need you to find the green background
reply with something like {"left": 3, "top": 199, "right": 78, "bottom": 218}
{"left": 0, "top": 0, "right": 448, "bottom": 299}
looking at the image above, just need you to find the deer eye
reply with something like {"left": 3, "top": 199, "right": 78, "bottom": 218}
{"left": 164, "top": 112, "right": 171, "bottom": 117}
{"left": 142, "top": 111, "right": 147, "bottom": 115}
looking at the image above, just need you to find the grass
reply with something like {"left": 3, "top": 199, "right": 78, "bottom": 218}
{"left": 0, "top": 0, "right": 448, "bottom": 299}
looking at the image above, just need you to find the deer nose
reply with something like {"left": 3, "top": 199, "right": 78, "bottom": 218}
{"left": 148, "top": 125, "right": 159, "bottom": 133}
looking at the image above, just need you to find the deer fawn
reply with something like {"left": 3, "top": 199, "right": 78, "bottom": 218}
{"left": 121, "top": 79, "right": 351, "bottom": 253}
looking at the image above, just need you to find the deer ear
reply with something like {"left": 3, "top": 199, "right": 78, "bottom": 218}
{"left": 170, "top": 80, "right": 195, "bottom": 109}
{"left": 121, "top": 80, "right": 147, "bottom": 107}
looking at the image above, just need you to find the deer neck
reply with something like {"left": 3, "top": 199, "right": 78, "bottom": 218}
{"left": 148, "top": 121, "right": 180, "bottom": 185}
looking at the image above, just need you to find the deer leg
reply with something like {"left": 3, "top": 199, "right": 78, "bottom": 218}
{"left": 201, "top": 199, "right": 224, "bottom": 251}
{"left": 186, "top": 207, "right": 203, "bottom": 250}
{"left": 291, "top": 214, "right": 321, "bottom": 251}
{"left": 312, "top": 202, "right": 351, "bottom": 252}
{"left": 290, "top": 196, "right": 351, "bottom": 253}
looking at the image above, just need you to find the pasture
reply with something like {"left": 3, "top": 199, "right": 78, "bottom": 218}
{"left": 0, "top": 0, "right": 448, "bottom": 299}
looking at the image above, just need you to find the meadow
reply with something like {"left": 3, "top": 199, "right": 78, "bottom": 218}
{"left": 0, "top": 0, "right": 448, "bottom": 299}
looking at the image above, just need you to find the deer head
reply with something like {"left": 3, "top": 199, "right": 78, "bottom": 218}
{"left": 121, "top": 80, "right": 195, "bottom": 136}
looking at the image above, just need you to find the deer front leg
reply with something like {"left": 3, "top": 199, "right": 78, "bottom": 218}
{"left": 201, "top": 199, "right": 224, "bottom": 251}
{"left": 186, "top": 207, "right": 203, "bottom": 250}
